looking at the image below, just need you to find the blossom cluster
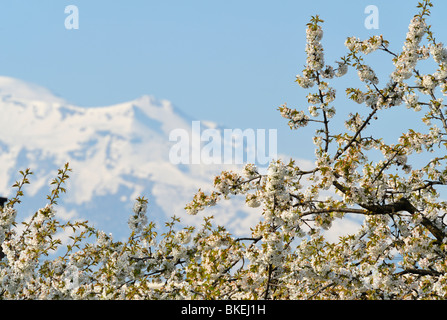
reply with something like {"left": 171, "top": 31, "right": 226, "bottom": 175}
{"left": 278, "top": 104, "right": 309, "bottom": 130}
{"left": 391, "top": 16, "right": 428, "bottom": 83}
{"left": 345, "top": 35, "right": 386, "bottom": 55}
{"left": 305, "top": 19, "right": 324, "bottom": 72}
{"left": 128, "top": 197, "right": 148, "bottom": 234}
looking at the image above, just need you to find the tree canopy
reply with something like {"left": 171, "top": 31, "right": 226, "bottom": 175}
{"left": 2, "top": 0, "right": 447, "bottom": 300}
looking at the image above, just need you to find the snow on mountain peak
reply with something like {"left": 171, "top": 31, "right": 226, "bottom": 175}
{"left": 0, "top": 76, "right": 255, "bottom": 239}
{"left": 0, "top": 76, "right": 65, "bottom": 104}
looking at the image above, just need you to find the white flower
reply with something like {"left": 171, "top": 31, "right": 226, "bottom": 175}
{"left": 421, "top": 75, "right": 437, "bottom": 90}
{"left": 313, "top": 134, "right": 326, "bottom": 149}
{"left": 305, "top": 25, "right": 325, "bottom": 71}
{"left": 174, "top": 230, "right": 192, "bottom": 245}
{"left": 295, "top": 75, "right": 314, "bottom": 88}
{"left": 279, "top": 105, "right": 309, "bottom": 129}
{"left": 391, "top": 67, "right": 413, "bottom": 82}
{"left": 345, "top": 37, "right": 361, "bottom": 51}
{"left": 390, "top": 18, "right": 428, "bottom": 83}
{"left": 335, "top": 61, "right": 348, "bottom": 77}
{"left": 403, "top": 93, "right": 419, "bottom": 109}
{"left": 243, "top": 163, "right": 259, "bottom": 179}
{"left": 324, "top": 88, "right": 336, "bottom": 103}
{"left": 367, "top": 35, "right": 383, "bottom": 52}
{"left": 351, "top": 91, "right": 365, "bottom": 104}
{"left": 0, "top": 206, "right": 17, "bottom": 243}
{"left": 406, "top": 17, "right": 426, "bottom": 44}
{"left": 96, "top": 231, "right": 113, "bottom": 247}
{"left": 245, "top": 193, "right": 261, "bottom": 208}
{"left": 321, "top": 65, "right": 335, "bottom": 79}
{"left": 357, "top": 65, "right": 378, "bottom": 85}
{"left": 267, "top": 161, "right": 286, "bottom": 180}
{"left": 147, "top": 282, "right": 164, "bottom": 290}
{"left": 308, "top": 105, "right": 319, "bottom": 117}
{"left": 441, "top": 82, "right": 447, "bottom": 96}
{"left": 430, "top": 43, "right": 447, "bottom": 64}
{"left": 133, "top": 200, "right": 147, "bottom": 215}
{"left": 307, "top": 93, "right": 321, "bottom": 105}
{"left": 306, "top": 42, "right": 325, "bottom": 71}
{"left": 129, "top": 200, "right": 148, "bottom": 233}
{"left": 434, "top": 66, "right": 447, "bottom": 81}
{"left": 306, "top": 25, "right": 323, "bottom": 42}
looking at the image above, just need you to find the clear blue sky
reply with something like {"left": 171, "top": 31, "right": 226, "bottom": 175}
{"left": 0, "top": 1, "right": 446, "bottom": 160}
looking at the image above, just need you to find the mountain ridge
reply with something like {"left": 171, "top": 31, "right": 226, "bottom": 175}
{"left": 0, "top": 76, "right": 259, "bottom": 240}
{"left": 0, "top": 75, "right": 363, "bottom": 244}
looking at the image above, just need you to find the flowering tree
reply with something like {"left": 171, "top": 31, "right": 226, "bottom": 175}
{"left": 2, "top": 0, "right": 447, "bottom": 299}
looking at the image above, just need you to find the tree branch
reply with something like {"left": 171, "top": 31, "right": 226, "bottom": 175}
{"left": 300, "top": 207, "right": 369, "bottom": 216}
{"left": 334, "top": 107, "right": 379, "bottom": 161}
{"left": 360, "top": 197, "right": 446, "bottom": 243}
{"left": 264, "top": 263, "right": 274, "bottom": 299}
{"left": 332, "top": 180, "right": 446, "bottom": 243}
{"left": 396, "top": 268, "right": 444, "bottom": 277}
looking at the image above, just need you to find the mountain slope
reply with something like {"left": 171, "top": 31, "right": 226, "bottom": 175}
{"left": 0, "top": 76, "right": 260, "bottom": 240}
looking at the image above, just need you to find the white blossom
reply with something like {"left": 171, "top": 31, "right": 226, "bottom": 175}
{"left": 357, "top": 65, "right": 379, "bottom": 85}
{"left": 3, "top": 1, "right": 447, "bottom": 301}
{"left": 403, "top": 93, "right": 420, "bottom": 110}
{"left": 430, "top": 43, "right": 447, "bottom": 64}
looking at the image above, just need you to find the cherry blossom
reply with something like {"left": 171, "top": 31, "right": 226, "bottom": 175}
{"left": 2, "top": 0, "right": 447, "bottom": 300}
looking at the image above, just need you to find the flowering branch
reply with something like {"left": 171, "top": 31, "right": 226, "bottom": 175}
{"left": 3, "top": 0, "right": 447, "bottom": 300}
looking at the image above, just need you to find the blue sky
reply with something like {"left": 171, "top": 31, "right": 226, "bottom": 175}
{"left": 0, "top": 1, "right": 446, "bottom": 160}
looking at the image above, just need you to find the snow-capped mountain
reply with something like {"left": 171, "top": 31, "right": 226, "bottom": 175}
{"left": 0, "top": 76, "right": 262, "bottom": 240}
